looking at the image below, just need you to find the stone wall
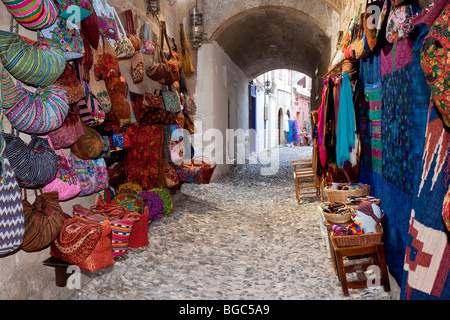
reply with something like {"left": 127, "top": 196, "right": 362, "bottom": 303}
{"left": 0, "top": 0, "right": 193, "bottom": 300}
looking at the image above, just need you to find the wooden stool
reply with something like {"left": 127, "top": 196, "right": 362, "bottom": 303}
{"left": 43, "top": 257, "right": 72, "bottom": 287}
{"left": 330, "top": 236, "right": 391, "bottom": 296}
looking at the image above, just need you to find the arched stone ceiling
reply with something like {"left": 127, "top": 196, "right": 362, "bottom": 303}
{"left": 209, "top": 6, "right": 332, "bottom": 79}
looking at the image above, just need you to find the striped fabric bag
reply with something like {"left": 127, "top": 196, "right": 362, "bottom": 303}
{"left": 0, "top": 20, "right": 66, "bottom": 87}
{"left": 4, "top": 82, "right": 69, "bottom": 134}
{"left": 3, "top": 133, "right": 58, "bottom": 188}
{"left": 0, "top": 158, "right": 25, "bottom": 256}
{"left": 1, "top": 63, "right": 20, "bottom": 110}
{"left": 73, "top": 204, "right": 137, "bottom": 257}
{"left": 1, "top": 0, "right": 58, "bottom": 31}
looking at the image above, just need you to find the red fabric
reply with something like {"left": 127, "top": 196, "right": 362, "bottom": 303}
{"left": 128, "top": 211, "right": 150, "bottom": 248}
{"left": 126, "top": 123, "right": 164, "bottom": 190}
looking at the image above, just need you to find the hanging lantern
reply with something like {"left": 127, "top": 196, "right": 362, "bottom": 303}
{"left": 147, "top": 0, "right": 160, "bottom": 14}
{"left": 190, "top": 3, "right": 204, "bottom": 49}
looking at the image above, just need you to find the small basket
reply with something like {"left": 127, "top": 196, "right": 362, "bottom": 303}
{"left": 321, "top": 205, "right": 354, "bottom": 224}
{"left": 331, "top": 224, "right": 384, "bottom": 247}
{"left": 325, "top": 184, "right": 370, "bottom": 203}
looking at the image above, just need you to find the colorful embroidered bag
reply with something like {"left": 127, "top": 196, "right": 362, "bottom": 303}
{"left": 43, "top": 149, "right": 81, "bottom": 201}
{"left": 3, "top": 133, "right": 58, "bottom": 189}
{"left": 0, "top": 21, "right": 66, "bottom": 87}
{"left": 1, "top": 0, "right": 58, "bottom": 31}
{"left": 70, "top": 153, "right": 107, "bottom": 196}
{"left": 421, "top": 3, "right": 450, "bottom": 128}
{"left": 4, "top": 82, "right": 69, "bottom": 134}
{"left": 47, "top": 104, "right": 84, "bottom": 150}
{"left": 0, "top": 157, "right": 25, "bottom": 256}
{"left": 41, "top": 17, "right": 85, "bottom": 61}
{"left": 73, "top": 203, "right": 138, "bottom": 257}
{"left": 77, "top": 81, "right": 106, "bottom": 126}
{"left": 92, "top": 0, "right": 118, "bottom": 40}
{"left": 50, "top": 217, "right": 114, "bottom": 272}
{"left": 385, "top": 4, "right": 414, "bottom": 43}
{"left": 141, "top": 22, "right": 155, "bottom": 55}
{"left": 181, "top": 92, "right": 196, "bottom": 115}
{"left": 363, "top": 0, "right": 385, "bottom": 52}
{"left": 21, "top": 189, "right": 65, "bottom": 252}
{"left": 162, "top": 86, "right": 182, "bottom": 114}
{"left": 109, "top": 7, "right": 135, "bottom": 59}
{"left": 139, "top": 190, "right": 164, "bottom": 221}
{"left": 111, "top": 193, "right": 145, "bottom": 214}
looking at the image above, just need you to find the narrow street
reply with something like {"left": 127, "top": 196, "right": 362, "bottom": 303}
{"left": 71, "top": 147, "right": 394, "bottom": 300}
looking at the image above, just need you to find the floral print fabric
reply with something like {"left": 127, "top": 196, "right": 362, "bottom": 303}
{"left": 126, "top": 123, "right": 164, "bottom": 190}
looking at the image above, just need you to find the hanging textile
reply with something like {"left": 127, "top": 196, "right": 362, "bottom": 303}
{"left": 323, "top": 78, "right": 336, "bottom": 165}
{"left": 402, "top": 102, "right": 450, "bottom": 300}
{"left": 318, "top": 80, "right": 328, "bottom": 169}
{"left": 336, "top": 73, "right": 356, "bottom": 168}
{"left": 289, "top": 120, "right": 302, "bottom": 144}
{"left": 126, "top": 123, "right": 164, "bottom": 190}
{"left": 365, "top": 80, "right": 383, "bottom": 176}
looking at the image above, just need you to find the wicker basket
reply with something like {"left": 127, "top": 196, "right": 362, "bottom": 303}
{"left": 331, "top": 224, "right": 383, "bottom": 247}
{"left": 325, "top": 184, "right": 370, "bottom": 203}
{"left": 321, "top": 205, "right": 353, "bottom": 224}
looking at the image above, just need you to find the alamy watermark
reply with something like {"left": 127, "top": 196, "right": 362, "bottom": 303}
{"left": 172, "top": 121, "right": 281, "bottom": 176}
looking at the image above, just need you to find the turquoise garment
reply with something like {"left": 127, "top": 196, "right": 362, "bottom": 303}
{"left": 336, "top": 73, "right": 355, "bottom": 168}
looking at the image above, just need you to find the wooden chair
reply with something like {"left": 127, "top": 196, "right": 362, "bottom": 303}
{"left": 291, "top": 159, "right": 323, "bottom": 203}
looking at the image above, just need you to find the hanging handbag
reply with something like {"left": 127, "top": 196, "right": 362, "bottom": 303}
{"left": 4, "top": 82, "right": 70, "bottom": 134}
{"left": 385, "top": 4, "right": 414, "bottom": 43}
{"left": 80, "top": 0, "right": 100, "bottom": 49}
{"left": 179, "top": 23, "right": 195, "bottom": 77}
{"left": 161, "top": 21, "right": 180, "bottom": 83}
{"left": 70, "top": 153, "right": 106, "bottom": 196}
{"left": 1, "top": 0, "right": 58, "bottom": 31}
{"left": 146, "top": 43, "right": 174, "bottom": 86}
{"left": 47, "top": 103, "right": 84, "bottom": 150}
{"left": 1, "top": 60, "right": 20, "bottom": 110}
{"left": 90, "top": 44, "right": 112, "bottom": 113}
{"left": 181, "top": 91, "right": 197, "bottom": 115}
{"left": 144, "top": 90, "right": 164, "bottom": 110}
{"left": 3, "top": 132, "right": 58, "bottom": 189}
{"left": 141, "top": 22, "right": 156, "bottom": 55}
{"left": 92, "top": 0, "right": 118, "bottom": 41}
{"left": 354, "top": 13, "right": 370, "bottom": 60}
{"left": 43, "top": 147, "right": 82, "bottom": 201}
{"left": 77, "top": 81, "right": 106, "bottom": 126}
{"left": 131, "top": 50, "right": 145, "bottom": 84}
{"left": 21, "top": 189, "right": 65, "bottom": 252}
{"left": 71, "top": 122, "right": 104, "bottom": 160}
{"left": 0, "top": 157, "right": 25, "bottom": 257}
{"left": 162, "top": 86, "right": 182, "bottom": 113}
{"left": 110, "top": 7, "right": 135, "bottom": 59}
{"left": 41, "top": 17, "right": 85, "bottom": 61}
{"left": 0, "top": 20, "right": 66, "bottom": 87}
{"left": 54, "top": 63, "right": 86, "bottom": 105}
{"left": 50, "top": 217, "right": 115, "bottom": 272}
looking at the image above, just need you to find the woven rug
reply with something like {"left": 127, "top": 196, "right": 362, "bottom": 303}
{"left": 401, "top": 102, "right": 450, "bottom": 300}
